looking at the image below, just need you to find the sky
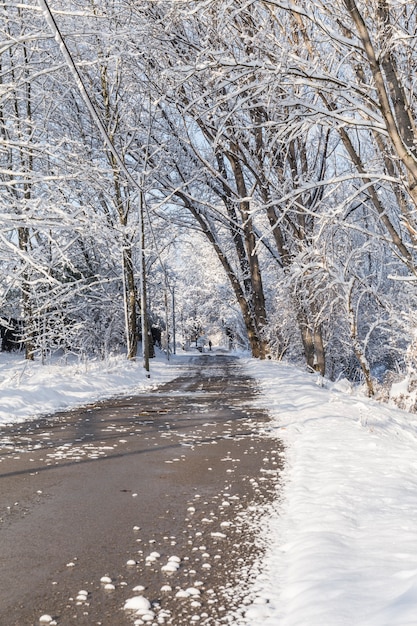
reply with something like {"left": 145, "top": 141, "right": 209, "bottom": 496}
{"left": 1, "top": 351, "right": 417, "bottom": 625}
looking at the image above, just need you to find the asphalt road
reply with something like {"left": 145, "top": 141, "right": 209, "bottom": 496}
{"left": 0, "top": 354, "right": 283, "bottom": 626}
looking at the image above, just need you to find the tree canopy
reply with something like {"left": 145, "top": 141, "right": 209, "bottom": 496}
{"left": 1, "top": 0, "right": 417, "bottom": 401}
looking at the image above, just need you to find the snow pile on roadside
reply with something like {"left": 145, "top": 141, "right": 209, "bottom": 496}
{"left": 0, "top": 352, "right": 183, "bottom": 425}
{"left": 242, "top": 359, "right": 417, "bottom": 626}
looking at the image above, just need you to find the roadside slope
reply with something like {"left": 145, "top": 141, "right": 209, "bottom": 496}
{"left": 242, "top": 360, "right": 417, "bottom": 626}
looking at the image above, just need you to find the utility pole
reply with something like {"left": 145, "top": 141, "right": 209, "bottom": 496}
{"left": 164, "top": 287, "right": 170, "bottom": 362}
{"left": 172, "top": 286, "right": 176, "bottom": 355}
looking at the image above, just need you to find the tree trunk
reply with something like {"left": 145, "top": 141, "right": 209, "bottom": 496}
{"left": 296, "top": 298, "right": 326, "bottom": 376}
{"left": 347, "top": 281, "right": 374, "bottom": 396}
{"left": 18, "top": 227, "right": 34, "bottom": 361}
{"left": 343, "top": 0, "right": 417, "bottom": 205}
{"left": 181, "top": 195, "right": 268, "bottom": 359}
{"left": 228, "top": 151, "right": 269, "bottom": 352}
{"left": 122, "top": 246, "right": 138, "bottom": 360}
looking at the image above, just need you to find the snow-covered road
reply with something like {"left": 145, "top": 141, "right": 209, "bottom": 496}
{"left": 0, "top": 354, "right": 281, "bottom": 626}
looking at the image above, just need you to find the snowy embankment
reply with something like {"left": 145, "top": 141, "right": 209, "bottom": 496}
{"left": 242, "top": 359, "right": 417, "bottom": 626}
{"left": 0, "top": 352, "right": 181, "bottom": 426}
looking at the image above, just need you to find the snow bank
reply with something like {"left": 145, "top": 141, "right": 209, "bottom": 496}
{"left": 241, "top": 359, "right": 417, "bottom": 626}
{"left": 0, "top": 352, "right": 183, "bottom": 425}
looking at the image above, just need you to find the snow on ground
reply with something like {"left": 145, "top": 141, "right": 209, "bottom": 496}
{"left": 2, "top": 350, "right": 417, "bottom": 625}
{"left": 242, "top": 359, "right": 417, "bottom": 626}
{"left": 0, "top": 351, "right": 182, "bottom": 425}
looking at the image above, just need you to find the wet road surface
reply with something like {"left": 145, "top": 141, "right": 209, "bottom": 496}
{"left": 0, "top": 354, "right": 283, "bottom": 625}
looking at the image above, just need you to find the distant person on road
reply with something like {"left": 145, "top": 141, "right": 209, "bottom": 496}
{"left": 208, "top": 340, "right": 212, "bottom": 351}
